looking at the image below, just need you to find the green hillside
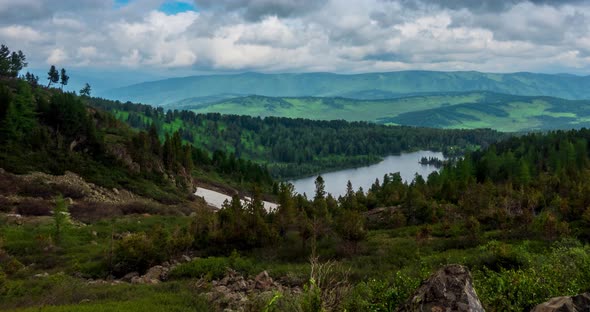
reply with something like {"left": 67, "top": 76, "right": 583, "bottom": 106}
{"left": 384, "top": 94, "right": 590, "bottom": 132}
{"left": 176, "top": 92, "right": 590, "bottom": 132}
{"left": 90, "top": 97, "right": 504, "bottom": 178}
{"left": 103, "top": 71, "right": 590, "bottom": 106}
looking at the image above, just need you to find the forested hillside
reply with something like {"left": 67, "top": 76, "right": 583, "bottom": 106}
{"left": 104, "top": 71, "right": 590, "bottom": 106}
{"left": 0, "top": 72, "right": 273, "bottom": 203}
{"left": 89, "top": 97, "right": 505, "bottom": 178}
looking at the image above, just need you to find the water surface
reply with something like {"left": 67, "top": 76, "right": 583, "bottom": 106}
{"left": 289, "top": 151, "right": 444, "bottom": 198}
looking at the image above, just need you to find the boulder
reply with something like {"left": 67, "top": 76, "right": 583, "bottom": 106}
{"left": 144, "top": 265, "right": 169, "bottom": 281}
{"left": 255, "top": 271, "right": 273, "bottom": 290}
{"left": 398, "top": 264, "right": 485, "bottom": 312}
{"left": 531, "top": 293, "right": 590, "bottom": 312}
{"left": 121, "top": 272, "right": 139, "bottom": 283}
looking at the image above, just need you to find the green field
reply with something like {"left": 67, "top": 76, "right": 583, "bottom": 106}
{"left": 175, "top": 92, "right": 590, "bottom": 132}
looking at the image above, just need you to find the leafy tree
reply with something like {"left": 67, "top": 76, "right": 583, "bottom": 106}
{"left": 79, "top": 83, "right": 91, "bottom": 96}
{"left": 60, "top": 68, "right": 69, "bottom": 89}
{"left": 47, "top": 65, "right": 59, "bottom": 87}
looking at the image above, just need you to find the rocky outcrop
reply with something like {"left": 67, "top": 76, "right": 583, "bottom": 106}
{"left": 130, "top": 265, "right": 170, "bottom": 284}
{"left": 398, "top": 264, "right": 485, "bottom": 312}
{"left": 531, "top": 293, "right": 590, "bottom": 312}
{"left": 203, "top": 269, "right": 301, "bottom": 311}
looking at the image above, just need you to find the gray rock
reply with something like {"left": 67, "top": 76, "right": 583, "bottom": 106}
{"left": 121, "top": 272, "right": 139, "bottom": 282}
{"left": 398, "top": 264, "right": 485, "bottom": 312}
{"left": 531, "top": 293, "right": 590, "bottom": 312}
{"left": 144, "top": 265, "right": 168, "bottom": 281}
{"left": 181, "top": 255, "right": 191, "bottom": 263}
{"left": 255, "top": 271, "right": 273, "bottom": 290}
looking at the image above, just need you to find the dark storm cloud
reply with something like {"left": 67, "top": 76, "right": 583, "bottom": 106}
{"left": 194, "top": 0, "right": 328, "bottom": 21}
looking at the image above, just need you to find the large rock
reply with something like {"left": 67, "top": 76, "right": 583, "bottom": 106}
{"left": 531, "top": 293, "right": 590, "bottom": 312}
{"left": 398, "top": 264, "right": 485, "bottom": 312}
{"left": 255, "top": 271, "right": 273, "bottom": 290}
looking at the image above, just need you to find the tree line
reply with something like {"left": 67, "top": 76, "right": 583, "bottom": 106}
{"left": 88, "top": 98, "right": 507, "bottom": 178}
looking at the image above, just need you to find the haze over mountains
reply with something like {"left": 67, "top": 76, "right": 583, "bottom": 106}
{"left": 103, "top": 71, "right": 590, "bottom": 106}
{"left": 102, "top": 70, "right": 590, "bottom": 132}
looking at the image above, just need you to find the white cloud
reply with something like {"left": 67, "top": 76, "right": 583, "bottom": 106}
{"left": 0, "top": 0, "right": 589, "bottom": 75}
{"left": 47, "top": 48, "right": 68, "bottom": 64}
{"left": 0, "top": 25, "right": 42, "bottom": 42}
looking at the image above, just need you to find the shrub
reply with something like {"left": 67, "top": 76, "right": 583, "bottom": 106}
{"left": 113, "top": 232, "right": 163, "bottom": 276}
{"left": 18, "top": 180, "right": 56, "bottom": 199}
{"left": 70, "top": 201, "right": 122, "bottom": 222}
{"left": 343, "top": 271, "right": 420, "bottom": 312}
{"left": 16, "top": 199, "right": 51, "bottom": 216}
{"left": 474, "top": 240, "right": 590, "bottom": 312}
{"left": 472, "top": 241, "right": 529, "bottom": 271}
{"left": 52, "top": 183, "right": 85, "bottom": 199}
{"left": 3, "top": 258, "right": 24, "bottom": 276}
{"left": 169, "top": 252, "right": 254, "bottom": 280}
{"left": 0, "top": 196, "right": 12, "bottom": 213}
{"left": 169, "top": 257, "right": 230, "bottom": 280}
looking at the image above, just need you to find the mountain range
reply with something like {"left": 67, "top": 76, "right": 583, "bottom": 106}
{"left": 103, "top": 71, "right": 590, "bottom": 107}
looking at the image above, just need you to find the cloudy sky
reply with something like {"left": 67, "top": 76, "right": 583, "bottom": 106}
{"left": 1, "top": 0, "right": 590, "bottom": 86}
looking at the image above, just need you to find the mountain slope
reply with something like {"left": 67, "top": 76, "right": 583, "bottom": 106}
{"left": 384, "top": 93, "right": 590, "bottom": 132}
{"left": 174, "top": 92, "right": 590, "bottom": 132}
{"left": 103, "top": 71, "right": 590, "bottom": 105}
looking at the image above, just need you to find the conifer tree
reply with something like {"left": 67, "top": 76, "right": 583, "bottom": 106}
{"left": 47, "top": 65, "right": 59, "bottom": 87}
{"left": 79, "top": 83, "right": 91, "bottom": 96}
{"left": 59, "top": 68, "right": 69, "bottom": 89}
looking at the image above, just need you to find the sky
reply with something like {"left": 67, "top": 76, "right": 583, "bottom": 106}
{"left": 1, "top": 0, "right": 590, "bottom": 88}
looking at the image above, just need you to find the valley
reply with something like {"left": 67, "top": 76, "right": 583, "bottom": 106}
{"left": 3, "top": 40, "right": 590, "bottom": 312}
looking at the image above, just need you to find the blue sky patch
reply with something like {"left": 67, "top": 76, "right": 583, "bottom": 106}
{"left": 159, "top": 1, "right": 197, "bottom": 14}
{"left": 114, "top": 0, "right": 130, "bottom": 9}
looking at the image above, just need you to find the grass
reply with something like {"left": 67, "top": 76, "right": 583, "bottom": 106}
{"left": 187, "top": 93, "right": 484, "bottom": 123}
{"left": 4, "top": 213, "right": 590, "bottom": 311}
{"left": 177, "top": 92, "right": 590, "bottom": 132}
{"left": 6, "top": 279, "right": 209, "bottom": 312}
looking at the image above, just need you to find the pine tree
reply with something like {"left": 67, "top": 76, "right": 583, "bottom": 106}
{"left": 47, "top": 65, "right": 59, "bottom": 87}
{"left": 59, "top": 68, "right": 69, "bottom": 90}
{"left": 79, "top": 83, "right": 91, "bottom": 96}
{"left": 0, "top": 45, "right": 27, "bottom": 77}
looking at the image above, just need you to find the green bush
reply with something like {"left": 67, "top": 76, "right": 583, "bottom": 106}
{"left": 474, "top": 240, "right": 590, "bottom": 311}
{"left": 169, "top": 257, "right": 229, "bottom": 280}
{"left": 113, "top": 232, "right": 164, "bottom": 275}
{"left": 343, "top": 271, "right": 420, "bottom": 312}
{"left": 169, "top": 253, "right": 254, "bottom": 280}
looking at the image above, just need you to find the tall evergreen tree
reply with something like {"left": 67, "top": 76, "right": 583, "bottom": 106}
{"left": 47, "top": 65, "right": 59, "bottom": 87}
{"left": 60, "top": 68, "right": 69, "bottom": 89}
{"left": 0, "top": 44, "right": 26, "bottom": 77}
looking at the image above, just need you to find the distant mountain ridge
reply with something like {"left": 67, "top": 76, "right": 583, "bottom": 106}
{"left": 102, "top": 71, "right": 590, "bottom": 106}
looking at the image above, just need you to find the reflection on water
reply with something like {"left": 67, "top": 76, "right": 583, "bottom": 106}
{"left": 289, "top": 151, "right": 444, "bottom": 198}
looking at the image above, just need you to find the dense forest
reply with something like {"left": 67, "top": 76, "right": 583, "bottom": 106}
{"left": 89, "top": 98, "right": 506, "bottom": 178}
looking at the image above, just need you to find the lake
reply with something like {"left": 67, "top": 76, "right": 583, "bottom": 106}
{"left": 289, "top": 150, "right": 444, "bottom": 198}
